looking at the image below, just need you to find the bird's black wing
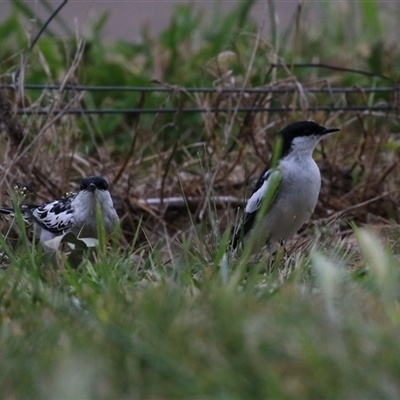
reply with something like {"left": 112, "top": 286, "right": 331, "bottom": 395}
{"left": 31, "top": 196, "right": 76, "bottom": 233}
{"left": 231, "top": 210, "right": 257, "bottom": 249}
{"left": 251, "top": 164, "right": 271, "bottom": 195}
{"left": 231, "top": 167, "right": 282, "bottom": 249}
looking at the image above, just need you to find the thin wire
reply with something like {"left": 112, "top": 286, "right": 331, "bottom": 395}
{"left": 16, "top": 105, "right": 399, "bottom": 115}
{"left": 1, "top": 84, "right": 400, "bottom": 94}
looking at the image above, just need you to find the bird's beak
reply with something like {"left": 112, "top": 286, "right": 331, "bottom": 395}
{"left": 87, "top": 183, "right": 97, "bottom": 192}
{"left": 323, "top": 127, "right": 340, "bottom": 135}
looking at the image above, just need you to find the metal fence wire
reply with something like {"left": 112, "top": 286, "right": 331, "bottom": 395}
{"left": 4, "top": 0, "right": 399, "bottom": 117}
{"left": 1, "top": 84, "right": 400, "bottom": 115}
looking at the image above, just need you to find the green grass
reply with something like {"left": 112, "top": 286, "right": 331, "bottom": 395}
{"left": 1, "top": 0, "right": 400, "bottom": 397}
{"left": 1, "top": 226, "right": 400, "bottom": 398}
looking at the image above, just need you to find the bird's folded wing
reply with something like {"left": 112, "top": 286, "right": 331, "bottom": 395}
{"left": 232, "top": 167, "right": 282, "bottom": 246}
{"left": 32, "top": 200, "right": 75, "bottom": 233}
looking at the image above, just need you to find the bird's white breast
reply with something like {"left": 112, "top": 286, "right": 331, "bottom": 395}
{"left": 262, "top": 156, "right": 321, "bottom": 242}
{"left": 72, "top": 190, "right": 119, "bottom": 237}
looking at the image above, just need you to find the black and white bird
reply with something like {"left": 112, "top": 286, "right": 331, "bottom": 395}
{"left": 231, "top": 121, "right": 340, "bottom": 251}
{"left": 0, "top": 176, "right": 119, "bottom": 251}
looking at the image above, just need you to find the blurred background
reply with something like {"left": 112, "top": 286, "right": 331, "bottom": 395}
{"left": 2, "top": 1, "right": 399, "bottom": 41}
{"left": 2, "top": 1, "right": 301, "bottom": 40}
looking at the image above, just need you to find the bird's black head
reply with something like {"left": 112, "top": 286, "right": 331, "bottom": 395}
{"left": 80, "top": 176, "right": 109, "bottom": 192}
{"left": 278, "top": 121, "right": 340, "bottom": 159}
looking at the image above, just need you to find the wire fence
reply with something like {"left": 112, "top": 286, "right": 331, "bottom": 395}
{"left": 3, "top": 0, "right": 399, "bottom": 118}
{"left": 2, "top": 84, "right": 400, "bottom": 94}
{"left": 2, "top": 84, "right": 400, "bottom": 115}
{"left": 12, "top": 105, "right": 399, "bottom": 116}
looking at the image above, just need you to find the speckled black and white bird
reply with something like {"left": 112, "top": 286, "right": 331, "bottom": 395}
{"left": 0, "top": 176, "right": 119, "bottom": 251}
{"left": 231, "top": 121, "right": 340, "bottom": 251}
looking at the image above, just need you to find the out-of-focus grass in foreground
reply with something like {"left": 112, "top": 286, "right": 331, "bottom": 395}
{"left": 1, "top": 223, "right": 400, "bottom": 398}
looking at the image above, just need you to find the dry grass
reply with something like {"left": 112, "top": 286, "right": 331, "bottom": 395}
{"left": 1, "top": 77, "right": 400, "bottom": 259}
{"left": 1, "top": 0, "right": 400, "bottom": 262}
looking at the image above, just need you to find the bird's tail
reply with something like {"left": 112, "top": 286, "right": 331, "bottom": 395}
{"left": 0, "top": 207, "right": 33, "bottom": 225}
{"left": 228, "top": 224, "right": 242, "bottom": 253}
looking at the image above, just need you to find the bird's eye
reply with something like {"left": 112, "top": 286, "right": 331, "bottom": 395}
{"left": 95, "top": 179, "right": 108, "bottom": 190}
{"left": 79, "top": 177, "right": 108, "bottom": 191}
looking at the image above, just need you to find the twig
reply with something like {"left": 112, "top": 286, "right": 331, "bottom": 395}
{"left": 321, "top": 190, "right": 398, "bottom": 223}
{"left": 226, "top": 6, "right": 266, "bottom": 142}
{"left": 159, "top": 95, "right": 186, "bottom": 209}
{"left": 137, "top": 196, "right": 243, "bottom": 210}
{"left": 14, "top": 0, "right": 69, "bottom": 85}
{"left": 1, "top": 93, "right": 84, "bottom": 189}
{"left": 113, "top": 92, "right": 146, "bottom": 185}
{"left": 271, "top": 62, "right": 394, "bottom": 83}
{"left": 0, "top": 90, "right": 24, "bottom": 149}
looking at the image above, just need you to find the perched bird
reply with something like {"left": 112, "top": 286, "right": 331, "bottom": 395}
{"left": 231, "top": 121, "right": 340, "bottom": 251}
{"left": 0, "top": 176, "right": 119, "bottom": 251}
